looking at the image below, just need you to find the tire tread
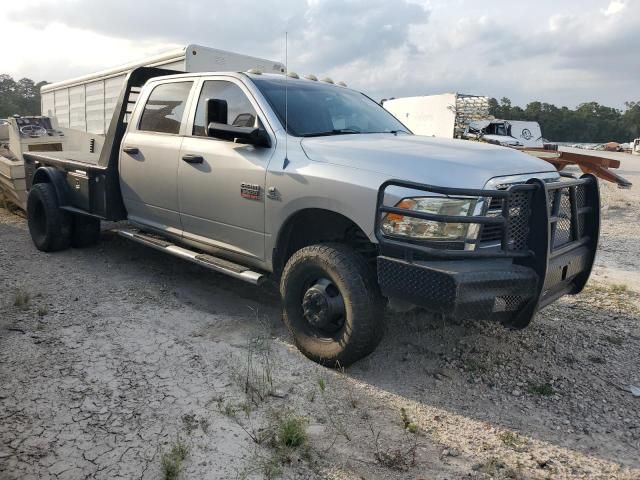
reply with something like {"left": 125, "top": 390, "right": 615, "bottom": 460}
{"left": 281, "top": 243, "right": 385, "bottom": 366}
{"left": 27, "top": 183, "right": 72, "bottom": 252}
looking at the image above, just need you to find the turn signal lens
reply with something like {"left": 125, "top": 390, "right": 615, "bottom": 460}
{"left": 385, "top": 198, "right": 416, "bottom": 222}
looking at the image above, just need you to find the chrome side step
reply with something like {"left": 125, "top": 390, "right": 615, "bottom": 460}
{"left": 113, "top": 228, "right": 266, "bottom": 285}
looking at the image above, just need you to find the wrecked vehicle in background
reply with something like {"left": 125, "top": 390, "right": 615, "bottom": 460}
{"left": 463, "top": 119, "right": 544, "bottom": 148}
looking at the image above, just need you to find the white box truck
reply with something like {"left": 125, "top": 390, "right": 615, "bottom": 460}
{"left": 41, "top": 45, "right": 285, "bottom": 135}
{"left": 382, "top": 93, "right": 491, "bottom": 139}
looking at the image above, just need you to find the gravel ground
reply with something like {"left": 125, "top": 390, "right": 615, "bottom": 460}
{"left": 1, "top": 167, "right": 639, "bottom": 479}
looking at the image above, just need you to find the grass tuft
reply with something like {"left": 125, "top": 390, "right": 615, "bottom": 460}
{"left": 13, "top": 289, "right": 31, "bottom": 309}
{"left": 161, "top": 441, "right": 188, "bottom": 480}
{"left": 374, "top": 441, "right": 417, "bottom": 471}
{"left": 276, "top": 414, "right": 307, "bottom": 448}
{"left": 400, "top": 408, "right": 419, "bottom": 434}
{"left": 499, "top": 431, "right": 528, "bottom": 451}
{"left": 528, "top": 382, "right": 555, "bottom": 396}
{"left": 610, "top": 283, "right": 628, "bottom": 294}
{"left": 473, "top": 457, "right": 505, "bottom": 476}
{"left": 318, "top": 377, "right": 326, "bottom": 392}
{"left": 604, "top": 335, "right": 624, "bottom": 346}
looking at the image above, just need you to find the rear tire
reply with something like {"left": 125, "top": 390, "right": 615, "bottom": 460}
{"left": 280, "top": 243, "right": 385, "bottom": 367}
{"left": 71, "top": 215, "right": 101, "bottom": 248}
{"left": 26, "top": 182, "right": 72, "bottom": 252}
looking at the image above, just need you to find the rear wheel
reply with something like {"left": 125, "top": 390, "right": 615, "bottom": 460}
{"left": 71, "top": 215, "right": 101, "bottom": 248}
{"left": 281, "top": 243, "right": 385, "bottom": 367}
{"left": 26, "top": 182, "right": 72, "bottom": 252}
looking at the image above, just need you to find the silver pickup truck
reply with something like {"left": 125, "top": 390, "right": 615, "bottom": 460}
{"left": 23, "top": 67, "right": 600, "bottom": 367}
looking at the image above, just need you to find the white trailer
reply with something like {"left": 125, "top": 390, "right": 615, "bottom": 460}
{"left": 382, "top": 93, "right": 491, "bottom": 139}
{"left": 41, "top": 45, "right": 285, "bottom": 135}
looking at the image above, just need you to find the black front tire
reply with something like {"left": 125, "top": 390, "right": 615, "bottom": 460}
{"left": 26, "top": 182, "right": 72, "bottom": 252}
{"left": 280, "top": 243, "right": 385, "bottom": 367}
{"left": 71, "top": 215, "right": 101, "bottom": 248}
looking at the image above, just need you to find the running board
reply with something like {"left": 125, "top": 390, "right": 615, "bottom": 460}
{"left": 113, "top": 228, "right": 266, "bottom": 285}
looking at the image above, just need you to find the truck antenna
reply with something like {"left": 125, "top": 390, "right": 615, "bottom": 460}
{"left": 283, "top": 31, "right": 290, "bottom": 170}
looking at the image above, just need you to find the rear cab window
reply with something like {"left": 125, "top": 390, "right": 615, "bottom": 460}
{"left": 138, "top": 82, "right": 194, "bottom": 135}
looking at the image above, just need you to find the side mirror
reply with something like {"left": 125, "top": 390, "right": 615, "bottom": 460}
{"left": 207, "top": 122, "right": 271, "bottom": 148}
{"left": 205, "top": 98, "right": 228, "bottom": 125}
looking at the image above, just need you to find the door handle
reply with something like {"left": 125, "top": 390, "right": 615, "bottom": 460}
{"left": 182, "top": 154, "right": 204, "bottom": 164}
{"left": 123, "top": 146, "right": 139, "bottom": 154}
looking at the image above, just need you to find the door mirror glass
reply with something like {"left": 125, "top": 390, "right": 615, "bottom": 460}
{"left": 205, "top": 98, "right": 228, "bottom": 126}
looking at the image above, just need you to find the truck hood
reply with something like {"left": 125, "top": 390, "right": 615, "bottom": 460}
{"left": 300, "top": 133, "right": 556, "bottom": 188}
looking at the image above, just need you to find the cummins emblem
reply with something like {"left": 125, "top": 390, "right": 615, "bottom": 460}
{"left": 240, "top": 183, "right": 261, "bottom": 200}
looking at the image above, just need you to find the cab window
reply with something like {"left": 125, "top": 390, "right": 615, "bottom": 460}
{"left": 192, "top": 81, "right": 259, "bottom": 137}
{"left": 138, "top": 82, "right": 193, "bottom": 134}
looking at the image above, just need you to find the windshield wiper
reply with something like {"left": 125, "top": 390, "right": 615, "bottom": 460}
{"left": 302, "top": 128, "right": 362, "bottom": 137}
{"left": 367, "top": 130, "right": 410, "bottom": 135}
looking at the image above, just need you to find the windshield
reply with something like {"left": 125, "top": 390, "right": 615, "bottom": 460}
{"left": 251, "top": 76, "right": 410, "bottom": 137}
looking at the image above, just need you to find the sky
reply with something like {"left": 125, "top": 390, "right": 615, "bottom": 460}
{"left": 0, "top": 0, "right": 638, "bottom": 108}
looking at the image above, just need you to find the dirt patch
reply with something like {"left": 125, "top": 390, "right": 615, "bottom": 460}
{"left": 1, "top": 174, "right": 639, "bottom": 479}
{"left": 590, "top": 161, "right": 640, "bottom": 292}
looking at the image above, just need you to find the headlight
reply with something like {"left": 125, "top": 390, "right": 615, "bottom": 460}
{"left": 381, "top": 197, "right": 477, "bottom": 243}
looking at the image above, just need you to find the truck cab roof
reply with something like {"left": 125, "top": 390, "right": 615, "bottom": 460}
{"left": 145, "top": 71, "right": 349, "bottom": 89}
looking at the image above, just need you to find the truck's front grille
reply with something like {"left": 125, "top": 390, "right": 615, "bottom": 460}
{"left": 478, "top": 185, "right": 532, "bottom": 250}
{"left": 547, "top": 184, "right": 587, "bottom": 249}
{"left": 506, "top": 190, "right": 532, "bottom": 250}
{"left": 479, "top": 180, "right": 587, "bottom": 252}
{"left": 552, "top": 190, "right": 573, "bottom": 247}
{"left": 478, "top": 197, "right": 504, "bottom": 242}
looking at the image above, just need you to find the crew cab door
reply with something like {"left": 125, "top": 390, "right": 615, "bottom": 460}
{"left": 178, "top": 78, "right": 275, "bottom": 260}
{"left": 120, "top": 80, "right": 195, "bottom": 233}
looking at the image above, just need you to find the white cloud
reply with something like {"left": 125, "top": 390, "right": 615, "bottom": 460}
{"left": 0, "top": 4, "right": 177, "bottom": 82}
{"left": 1, "top": 0, "right": 638, "bottom": 108}
{"left": 603, "top": 0, "right": 626, "bottom": 16}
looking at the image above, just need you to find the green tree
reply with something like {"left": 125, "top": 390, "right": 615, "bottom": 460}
{"left": 0, "top": 74, "right": 48, "bottom": 117}
{"left": 0, "top": 75, "right": 20, "bottom": 117}
{"left": 488, "top": 96, "right": 637, "bottom": 142}
{"left": 622, "top": 101, "right": 640, "bottom": 138}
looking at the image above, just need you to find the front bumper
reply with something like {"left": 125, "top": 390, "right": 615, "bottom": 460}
{"left": 375, "top": 175, "right": 600, "bottom": 327}
{"left": 378, "top": 257, "right": 537, "bottom": 320}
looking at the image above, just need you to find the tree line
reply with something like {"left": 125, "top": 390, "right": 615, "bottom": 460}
{"left": 0, "top": 75, "right": 48, "bottom": 118}
{"left": 489, "top": 97, "right": 640, "bottom": 143}
{"left": 1, "top": 73, "right": 638, "bottom": 143}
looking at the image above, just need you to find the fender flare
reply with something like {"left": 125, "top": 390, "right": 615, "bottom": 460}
{"left": 271, "top": 207, "right": 373, "bottom": 275}
{"left": 31, "top": 167, "right": 70, "bottom": 207}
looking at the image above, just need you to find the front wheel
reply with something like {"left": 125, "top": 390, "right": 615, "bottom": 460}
{"left": 280, "top": 243, "right": 385, "bottom": 367}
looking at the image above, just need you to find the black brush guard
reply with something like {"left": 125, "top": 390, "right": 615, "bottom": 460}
{"left": 374, "top": 174, "right": 600, "bottom": 327}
